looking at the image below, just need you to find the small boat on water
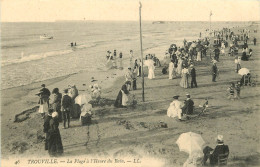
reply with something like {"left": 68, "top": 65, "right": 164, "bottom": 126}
{"left": 40, "top": 35, "right": 53, "bottom": 39}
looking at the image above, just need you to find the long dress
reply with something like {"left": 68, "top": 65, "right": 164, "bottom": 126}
{"left": 48, "top": 118, "right": 63, "bottom": 156}
{"left": 148, "top": 64, "right": 155, "bottom": 79}
{"left": 114, "top": 84, "right": 129, "bottom": 107}
{"left": 177, "top": 59, "right": 183, "bottom": 75}
{"left": 196, "top": 51, "right": 202, "bottom": 61}
{"left": 180, "top": 68, "right": 189, "bottom": 88}
{"left": 167, "top": 100, "right": 183, "bottom": 119}
{"left": 169, "top": 62, "right": 174, "bottom": 79}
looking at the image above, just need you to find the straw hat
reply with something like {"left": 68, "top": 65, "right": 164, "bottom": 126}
{"left": 216, "top": 135, "right": 224, "bottom": 143}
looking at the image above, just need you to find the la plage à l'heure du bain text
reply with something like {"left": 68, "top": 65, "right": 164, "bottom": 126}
{"left": 27, "top": 158, "right": 141, "bottom": 164}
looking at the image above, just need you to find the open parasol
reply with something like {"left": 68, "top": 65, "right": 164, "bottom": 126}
{"left": 238, "top": 68, "right": 250, "bottom": 76}
{"left": 176, "top": 132, "right": 205, "bottom": 155}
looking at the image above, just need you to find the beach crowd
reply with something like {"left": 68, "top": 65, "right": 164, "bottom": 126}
{"left": 37, "top": 25, "right": 257, "bottom": 166}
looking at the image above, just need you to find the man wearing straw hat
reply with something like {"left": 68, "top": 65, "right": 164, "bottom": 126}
{"left": 202, "top": 135, "right": 229, "bottom": 166}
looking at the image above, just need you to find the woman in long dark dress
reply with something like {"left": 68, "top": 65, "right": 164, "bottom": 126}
{"left": 48, "top": 112, "right": 63, "bottom": 157}
{"left": 114, "top": 81, "right": 131, "bottom": 108}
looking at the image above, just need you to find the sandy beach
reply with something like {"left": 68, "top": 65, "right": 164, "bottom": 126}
{"left": 1, "top": 23, "right": 260, "bottom": 167}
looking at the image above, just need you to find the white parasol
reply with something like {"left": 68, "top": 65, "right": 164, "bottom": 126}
{"left": 176, "top": 132, "right": 205, "bottom": 155}
{"left": 75, "top": 94, "right": 92, "bottom": 105}
{"left": 238, "top": 68, "right": 250, "bottom": 76}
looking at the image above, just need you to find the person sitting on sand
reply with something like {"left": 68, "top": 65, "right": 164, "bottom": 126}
{"left": 182, "top": 94, "right": 194, "bottom": 115}
{"left": 114, "top": 81, "right": 131, "bottom": 108}
{"left": 167, "top": 95, "right": 184, "bottom": 121}
{"left": 90, "top": 84, "right": 101, "bottom": 101}
{"left": 162, "top": 66, "right": 168, "bottom": 74}
{"left": 202, "top": 135, "right": 229, "bottom": 166}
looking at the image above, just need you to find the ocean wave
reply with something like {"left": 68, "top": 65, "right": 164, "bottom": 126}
{"left": 1, "top": 49, "right": 73, "bottom": 67}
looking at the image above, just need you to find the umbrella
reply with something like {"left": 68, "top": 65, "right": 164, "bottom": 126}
{"left": 176, "top": 132, "right": 205, "bottom": 155}
{"left": 238, "top": 68, "right": 250, "bottom": 76}
{"left": 75, "top": 94, "right": 92, "bottom": 105}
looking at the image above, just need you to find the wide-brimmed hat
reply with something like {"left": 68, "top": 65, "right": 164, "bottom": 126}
{"left": 216, "top": 135, "right": 224, "bottom": 143}
{"left": 52, "top": 111, "right": 58, "bottom": 118}
{"left": 173, "top": 95, "right": 179, "bottom": 99}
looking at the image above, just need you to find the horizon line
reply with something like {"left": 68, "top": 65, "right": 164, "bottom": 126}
{"left": 1, "top": 20, "right": 260, "bottom": 23}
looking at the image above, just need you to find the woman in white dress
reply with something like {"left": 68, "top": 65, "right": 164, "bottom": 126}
{"left": 168, "top": 60, "right": 175, "bottom": 79}
{"left": 196, "top": 50, "right": 202, "bottom": 61}
{"left": 167, "top": 96, "right": 184, "bottom": 120}
{"left": 176, "top": 57, "right": 183, "bottom": 75}
{"left": 148, "top": 60, "right": 155, "bottom": 79}
{"left": 180, "top": 67, "right": 189, "bottom": 88}
{"left": 221, "top": 42, "right": 225, "bottom": 56}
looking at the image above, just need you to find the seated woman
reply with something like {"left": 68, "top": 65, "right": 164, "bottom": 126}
{"left": 241, "top": 50, "right": 249, "bottom": 61}
{"left": 240, "top": 73, "right": 251, "bottom": 86}
{"left": 114, "top": 81, "right": 131, "bottom": 108}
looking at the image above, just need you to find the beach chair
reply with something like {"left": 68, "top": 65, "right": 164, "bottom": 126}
{"left": 198, "top": 101, "right": 208, "bottom": 117}
{"left": 217, "top": 153, "right": 229, "bottom": 166}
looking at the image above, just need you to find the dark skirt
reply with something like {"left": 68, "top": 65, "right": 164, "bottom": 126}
{"left": 48, "top": 130, "right": 63, "bottom": 156}
{"left": 114, "top": 91, "right": 123, "bottom": 108}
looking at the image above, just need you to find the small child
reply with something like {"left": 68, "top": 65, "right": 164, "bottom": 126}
{"left": 235, "top": 82, "right": 241, "bottom": 99}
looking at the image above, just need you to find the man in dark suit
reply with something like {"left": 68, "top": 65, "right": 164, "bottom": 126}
{"left": 43, "top": 109, "right": 53, "bottom": 150}
{"left": 211, "top": 61, "right": 218, "bottom": 82}
{"left": 182, "top": 94, "right": 194, "bottom": 115}
{"left": 213, "top": 46, "right": 220, "bottom": 62}
{"left": 202, "top": 135, "right": 229, "bottom": 166}
{"left": 190, "top": 65, "right": 197, "bottom": 88}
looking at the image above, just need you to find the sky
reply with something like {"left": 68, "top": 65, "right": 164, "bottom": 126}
{"left": 1, "top": 0, "right": 260, "bottom": 22}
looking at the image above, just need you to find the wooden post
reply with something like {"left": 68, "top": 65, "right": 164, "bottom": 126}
{"left": 139, "top": 2, "right": 145, "bottom": 102}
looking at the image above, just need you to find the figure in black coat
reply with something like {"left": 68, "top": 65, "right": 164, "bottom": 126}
{"left": 213, "top": 47, "right": 220, "bottom": 62}
{"left": 182, "top": 94, "right": 194, "bottom": 115}
{"left": 202, "top": 135, "right": 229, "bottom": 165}
{"left": 211, "top": 62, "right": 218, "bottom": 82}
{"left": 43, "top": 109, "right": 53, "bottom": 150}
{"left": 190, "top": 65, "right": 197, "bottom": 88}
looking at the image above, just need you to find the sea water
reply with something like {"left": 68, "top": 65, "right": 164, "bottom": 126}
{"left": 1, "top": 21, "right": 250, "bottom": 89}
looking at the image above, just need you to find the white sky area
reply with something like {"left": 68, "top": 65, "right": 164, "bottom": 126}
{"left": 1, "top": 0, "right": 260, "bottom": 22}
